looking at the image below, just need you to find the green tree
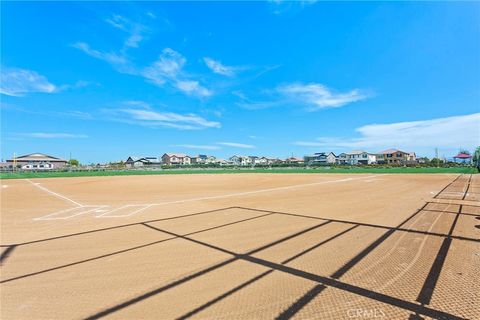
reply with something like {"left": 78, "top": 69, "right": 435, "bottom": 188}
{"left": 68, "top": 159, "right": 79, "bottom": 166}
{"left": 473, "top": 147, "right": 480, "bottom": 162}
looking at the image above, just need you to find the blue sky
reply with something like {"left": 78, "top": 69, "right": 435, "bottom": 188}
{"left": 1, "top": 1, "right": 479, "bottom": 163}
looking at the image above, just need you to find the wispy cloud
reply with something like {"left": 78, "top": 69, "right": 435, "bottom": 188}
{"left": 19, "top": 132, "right": 88, "bottom": 139}
{"left": 73, "top": 14, "right": 211, "bottom": 98}
{"left": 75, "top": 37, "right": 211, "bottom": 97}
{"left": 143, "top": 48, "right": 212, "bottom": 97}
{"left": 72, "top": 14, "right": 146, "bottom": 73}
{"left": 105, "top": 101, "right": 220, "bottom": 130}
{"left": 58, "top": 80, "right": 95, "bottom": 92}
{"left": 72, "top": 42, "right": 130, "bottom": 70}
{"left": 203, "top": 57, "right": 242, "bottom": 77}
{"left": 268, "top": 0, "right": 318, "bottom": 15}
{"left": 105, "top": 14, "right": 147, "bottom": 49}
{"left": 294, "top": 113, "right": 480, "bottom": 154}
{"left": 173, "top": 144, "right": 221, "bottom": 150}
{"left": 277, "top": 83, "right": 369, "bottom": 111}
{"left": 232, "top": 90, "right": 281, "bottom": 110}
{"left": 217, "top": 142, "right": 256, "bottom": 149}
{"left": 1, "top": 67, "right": 56, "bottom": 96}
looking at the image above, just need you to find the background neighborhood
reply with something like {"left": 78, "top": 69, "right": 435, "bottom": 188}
{"left": 1, "top": 148, "right": 476, "bottom": 171}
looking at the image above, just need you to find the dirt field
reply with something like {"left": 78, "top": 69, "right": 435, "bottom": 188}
{"left": 1, "top": 173, "right": 479, "bottom": 319}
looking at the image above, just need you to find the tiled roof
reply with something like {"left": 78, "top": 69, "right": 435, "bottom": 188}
{"left": 454, "top": 153, "right": 472, "bottom": 159}
{"left": 165, "top": 153, "right": 188, "bottom": 158}
{"left": 379, "top": 149, "right": 408, "bottom": 154}
{"left": 9, "top": 153, "right": 66, "bottom": 162}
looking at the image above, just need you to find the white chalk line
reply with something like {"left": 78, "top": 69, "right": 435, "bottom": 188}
{"left": 26, "top": 179, "right": 83, "bottom": 207}
{"left": 96, "top": 175, "right": 384, "bottom": 219}
{"left": 34, "top": 206, "right": 109, "bottom": 221}
{"left": 32, "top": 174, "right": 385, "bottom": 220}
{"left": 98, "top": 204, "right": 154, "bottom": 218}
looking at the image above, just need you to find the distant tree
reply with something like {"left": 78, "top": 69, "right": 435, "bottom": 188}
{"left": 459, "top": 149, "right": 471, "bottom": 155}
{"left": 430, "top": 158, "right": 444, "bottom": 166}
{"left": 68, "top": 159, "right": 79, "bottom": 166}
{"left": 472, "top": 147, "right": 480, "bottom": 160}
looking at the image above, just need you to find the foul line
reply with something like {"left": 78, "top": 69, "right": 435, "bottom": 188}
{"left": 96, "top": 175, "right": 384, "bottom": 218}
{"left": 26, "top": 179, "right": 83, "bottom": 207}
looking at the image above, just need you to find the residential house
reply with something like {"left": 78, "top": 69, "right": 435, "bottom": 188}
{"left": 345, "top": 151, "right": 377, "bottom": 165}
{"left": 7, "top": 153, "right": 67, "bottom": 170}
{"left": 125, "top": 156, "right": 160, "bottom": 168}
{"left": 191, "top": 155, "right": 217, "bottom": 165}
{"left": 336, "top": 153, "right": 348, "bottom": 165}
{"left": 161, "top": 153, "right": 191, "bottom": 165}
{"left": 249, "top": 156, "right": 261, "bottom": 165}
{"left": 377, "top": 149, "right": 415, "bottom": 164}
{"left": 285, "top": 157, "right": 304, "bottom": 164}
{"left": 305, "top": 152, "right": 336, "bottom": 165}
{"left": 257, "top": 157, "right": 282, "bottom": 165}
{"left": 215, "top": 159, "right": 233, "bottom": 166}
{"left": 229, "top": 155, "right": 252, "bottom": 166}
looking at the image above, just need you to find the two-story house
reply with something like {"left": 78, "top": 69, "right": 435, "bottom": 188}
{"left": 161, "top": 153, "right": 191, "bottom": 165}
{"left": 229, "top": 155, "right": 252, "bottom": 166}
{"left": 345, "top": 151, "right": 377, "bottom": 165}
{"left": 304, "top": 152, "right": 336, "bottom": 165}
{"left": 377, "top": 149, "right": 414, "bottom": 164}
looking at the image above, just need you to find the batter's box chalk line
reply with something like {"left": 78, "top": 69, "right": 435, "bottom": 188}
{"left": 33, "top": 205, "right": 110, "bottom": 221}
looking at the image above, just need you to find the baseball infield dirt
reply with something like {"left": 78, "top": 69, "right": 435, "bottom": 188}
{"left": 1, "top": 173, "right": 478, "bottom": 319}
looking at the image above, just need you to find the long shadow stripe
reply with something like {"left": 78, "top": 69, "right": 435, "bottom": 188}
{"left": 85, "top": 219, "right": 333, "bottom": 319}
{"left": 241, "top": 255, "right": 466, "bottom": 320}
{"left": 235, "top": 206, "right": 480, "bottom": 243}
{"left": 331, "top": 202, "right": 427, "bottom": 280}
{"left": 270, "top": 179, "right": 460, "bottom": 320}
{"left": 0, "top": 245, "right": 17, "bottom": 266}
{"left": 176, "top": 270, "right": 275, "bottom": 320}
{"left": 1, "top": 212, "right": 274, "bottom": 284}
{"left": 434, "top": 175, "right": 462, "bottom": 199}
{"left": 6, "top": 206, "right": 236, "bottom": 247}
{"left": 416, "top": 205, "right": 462, "bottom": 305}
{"left": 275, "top": 284, "right": 327, "bottom": 320}
{"left": 176, "top": 225, "right": 358, "bottom": 319}
{"left": 462, "top": 175, "right": 472, "bottom": 201}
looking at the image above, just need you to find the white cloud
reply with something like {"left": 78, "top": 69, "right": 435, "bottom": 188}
{"left": 217, "top": 142, "right": 256, "bottom": 149}
{"left": 143, "top": 48, "right": 185, "bottom": 81}
{"left": 294, "top": 113, "right": 480, "bottom": 155}
{"left": 58, "top": 80, "right": 95, "bottom": 92}
{"left": 175, "top": 80, "right": 212, "bottom": 97}
{"left": 268, "top": 0, "right": 318, "bottom": 15}
{"left": 232, "top": 90, "right": 282, "bottom": 110}
{"left": 105, "top": 102, "right": 220, "bottom": 130}
{"left": 20, "top": 133, "right": 88, "bottom": 139}
{"left": 105, "top": 14, "right": 146, "bottom": 49}
{"left": 75, "top": 14, "right": 211, "bottom": 98}
{"left": 142, "top": 48, "right": 212, "bottom": 97}
{"left": 203, "top": 57, "right": 238, "bottom": 77}
{"left": 72, "top": 42, "right": 129, "bottom": 68}
{"left": 1, "top": 67, "right": 56, "bottom": 96}
{"left": 173, "top": 144, "right": 220, "bottom": 150}
{"left": 277, "top": 83, "right": 369, "bottom": 111}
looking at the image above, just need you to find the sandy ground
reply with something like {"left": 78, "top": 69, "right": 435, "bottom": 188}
{"left": 0, "top": 173, "right": 478, "bottom": 319}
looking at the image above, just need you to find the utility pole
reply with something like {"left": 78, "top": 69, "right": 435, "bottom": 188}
{"left": 435, "top": 148, "right": 439, "bottom": 168}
